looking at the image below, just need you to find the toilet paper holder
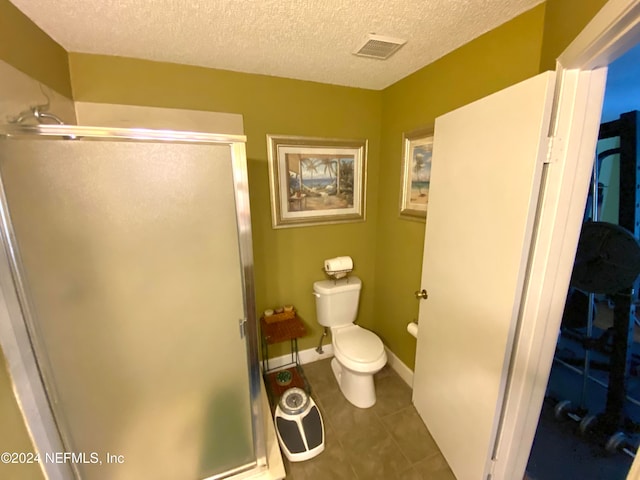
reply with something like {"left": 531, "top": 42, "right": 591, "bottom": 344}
{"left": 324, "top": 268, "right": 352, "bottom": 280}
{"left": 407, "top": 320, "right": 419, "bottom": 339}
{"left": 323, "top": 256, "right": 354, "bottom": 280}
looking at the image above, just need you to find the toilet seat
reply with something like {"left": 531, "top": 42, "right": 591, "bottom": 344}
{"left": 332, "top": 325, "right": 386, "bottom": 373}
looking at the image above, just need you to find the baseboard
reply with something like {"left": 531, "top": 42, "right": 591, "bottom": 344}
{"left": 384, "top": 346, "right": 414, "bottom": 388}
{"left": 263, "top": 344, "right": 414, "bottom": 389}
{"left": 263, "top": 344, "right": 334, "bottom": 372}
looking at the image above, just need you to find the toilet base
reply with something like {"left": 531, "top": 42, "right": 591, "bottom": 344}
{"left": 331, "top": 357, "right": 377, "bottom": 408}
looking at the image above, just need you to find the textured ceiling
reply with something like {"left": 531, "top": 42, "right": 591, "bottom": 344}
{"left": 10, "top": 0, "right": 545, "bottom": 90}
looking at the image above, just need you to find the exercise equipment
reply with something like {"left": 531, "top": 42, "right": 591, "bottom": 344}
{"left": 551, "top": 111, "right": 640, "bottom": 458}
{"left": 554, "top": 221, "right": 640, "bottom": 452}
{"left": 570, "top": 222, "right": 640, "bottom": 295}
{"left": 606, "top": 432, "right": 637, "bottom": 458}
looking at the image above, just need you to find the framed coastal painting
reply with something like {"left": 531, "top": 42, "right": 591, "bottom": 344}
{"left": 399, "top": 128, "right": 433, "bottom": 220}
{"left": 267, "top": 135, "right": 367, "bottom": 228}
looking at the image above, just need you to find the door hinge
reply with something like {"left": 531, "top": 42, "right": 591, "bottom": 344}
{"left": 544, "top": 135, "right": 563, "bottom": 164}
{"left": 239, "top": 318, "right": 247, "bottom": 339}
{"left": 486, "top": 457, "right": 497, "bottom": 480}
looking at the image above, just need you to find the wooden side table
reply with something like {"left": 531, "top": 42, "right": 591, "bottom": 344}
{"left": 260, "top": 315, "right": 309, "bottom": 407}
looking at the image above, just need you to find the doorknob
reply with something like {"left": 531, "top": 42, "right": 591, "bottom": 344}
{"left": 414, "top": 289, "right": 428, "bottom": 300}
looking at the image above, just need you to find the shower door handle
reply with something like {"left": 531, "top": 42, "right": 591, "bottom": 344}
{"left": 414, "top": 289, "right": 428, "bottom": 300}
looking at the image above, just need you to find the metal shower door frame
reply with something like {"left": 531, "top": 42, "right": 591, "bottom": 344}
{"left": 0, "top": 124, "right": 266, "bottom": 480}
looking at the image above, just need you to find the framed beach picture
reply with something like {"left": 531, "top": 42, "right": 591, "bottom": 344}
{"left": 266, "top": 135, "right": 367, "bottom": 228}
{"left": 399, "top": 128, "right": 433, "bottom": 220}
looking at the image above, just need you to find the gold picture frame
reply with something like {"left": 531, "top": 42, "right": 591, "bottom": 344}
{"left": 399, "top": 128, "right": 433, "bottom": 220}
{"left": 267, "top": 135, "right": 367, "bottom": 229}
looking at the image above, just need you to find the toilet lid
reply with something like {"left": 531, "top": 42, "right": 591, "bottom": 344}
{"left": 334, "top": 326, "right": 384, "bottom": 362}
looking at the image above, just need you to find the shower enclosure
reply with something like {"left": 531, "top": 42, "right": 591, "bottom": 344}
{"left": 0, "top": 124, "right": 265, "bottom": 479}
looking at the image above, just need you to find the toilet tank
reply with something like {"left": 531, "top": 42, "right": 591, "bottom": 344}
{"left": 313, "top": 276, "right": 361, "bottom": 328}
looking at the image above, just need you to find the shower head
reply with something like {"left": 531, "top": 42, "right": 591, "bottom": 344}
{"left": 7, "top": 106, "right": 79, "bottom": 140}
{"left": 10, "top": 83, "right": 66, "bottom": 126}
{"left": 33, "top": 108, "right": 64, "bottom": 125}
{"left": 12, "top": 105, "right": 65, "bottom": 125}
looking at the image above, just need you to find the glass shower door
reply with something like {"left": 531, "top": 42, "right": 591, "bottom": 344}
{"left": 0, "top": 132, "right": 259, "bottom": 479}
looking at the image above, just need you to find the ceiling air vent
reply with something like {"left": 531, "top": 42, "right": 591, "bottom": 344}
{"left": 353, "top": 34, "right": 407, "bottom": 60}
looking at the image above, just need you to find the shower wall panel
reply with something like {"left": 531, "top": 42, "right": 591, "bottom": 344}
{"left": 0, "top": 138, "right": 255, "bottom": 479}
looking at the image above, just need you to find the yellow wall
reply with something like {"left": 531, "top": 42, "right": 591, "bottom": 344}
{"left": 3, "top": 0, "right": 613, "bottom": 367}
{"left": 0, "top": 2, "right": 68, "bottom": 478}
{"left": 0, "top": 356, "right": 44, "bottom": 480}
{"left": 66, "top": 5, "right": 550, "bottom": 362}
{"left": 539, "top": 0, "right": 609, "bottom": 71}
{"left": 0, "top": 0, "right": 71, "bottom": 98}
{"left": 0, "top": 1, "right": 624, "bottom": 474}
{"left": 69, "top": 54, "right": 383, "bottom": 356}
{"left": 375, "top": 4, "right": 547, "bottom": 368}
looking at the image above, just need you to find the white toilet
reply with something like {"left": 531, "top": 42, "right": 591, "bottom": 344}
{"left": 313, "top": 276, "right": 387, "bottom": 408}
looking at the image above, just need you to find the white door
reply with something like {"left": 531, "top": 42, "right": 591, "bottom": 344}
{"left": 412, "top": 71, "right": 556, "bottom": 480}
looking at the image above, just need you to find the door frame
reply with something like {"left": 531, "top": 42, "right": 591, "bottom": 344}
{"left": 493, "top": 1, "right": 640, "bottom": 478}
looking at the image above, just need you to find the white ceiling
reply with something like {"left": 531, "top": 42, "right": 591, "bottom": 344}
{"left": 10, "top": 0, "right": 545, "bottom": 90}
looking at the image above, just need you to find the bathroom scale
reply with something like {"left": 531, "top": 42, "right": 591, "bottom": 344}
{"left": 273, "top": 387, "right": 325, "bottom": 462}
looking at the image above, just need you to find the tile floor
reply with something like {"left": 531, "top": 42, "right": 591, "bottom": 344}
{"left": 280, "top": 358, "right": 456, "bottom": 480}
